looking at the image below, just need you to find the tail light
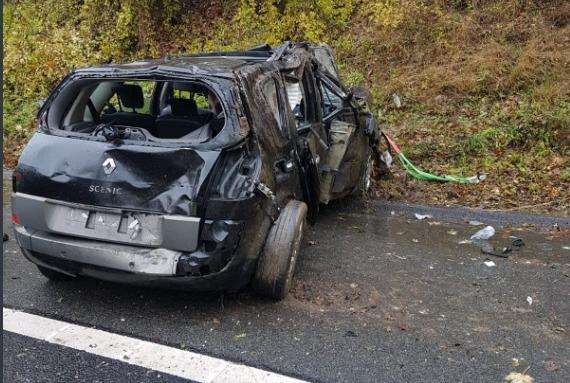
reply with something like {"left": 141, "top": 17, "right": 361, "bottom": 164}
{"left": 11, "top": 214, "right": 21, "bottom": 225}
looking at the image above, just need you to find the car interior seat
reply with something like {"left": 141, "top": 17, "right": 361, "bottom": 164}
{"left": 101, "top": 84, "right": 154, "bottom": 130}
{"left": 154, "top": 98, "right": 202, "bottom": 138}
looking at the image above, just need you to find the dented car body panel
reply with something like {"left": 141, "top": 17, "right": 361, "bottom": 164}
{"left": 12, "top": 42, "right": 378, "bottom": 291}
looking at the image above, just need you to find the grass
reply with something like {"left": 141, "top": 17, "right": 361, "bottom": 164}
{"left": 3, "top": 0, "right": 569, "bottom": 214}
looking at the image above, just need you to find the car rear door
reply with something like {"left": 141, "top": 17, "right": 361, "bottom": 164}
{"left": 236, "top": 64, "right": 300, "bottom": 203}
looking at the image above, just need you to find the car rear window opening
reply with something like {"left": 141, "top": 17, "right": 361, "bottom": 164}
{"left": 50, "top": 79, "right": 226, "bottom": 143}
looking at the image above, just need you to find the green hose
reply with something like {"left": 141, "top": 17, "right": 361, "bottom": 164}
{"left": 382, "top": 132, "right": 485, "bottom": 185}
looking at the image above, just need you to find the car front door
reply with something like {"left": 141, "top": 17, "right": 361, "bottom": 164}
{"left": 316, "top": 72, "right": 369, "bottom": 203}
{"left": 282, "top": 62, "right": 328, "bottom": 218}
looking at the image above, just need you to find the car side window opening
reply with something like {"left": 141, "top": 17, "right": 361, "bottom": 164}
{"left": 60, "top": 79, "right": 225, "bottom": 142}
{"left": 283, "top": 67, "right": 320, "bottom": 127}
{"left": 285, "top": 77, "right": 304, "bottom": 121}
{"left": 318, "top": 80, "right": 344, "bottom": 120}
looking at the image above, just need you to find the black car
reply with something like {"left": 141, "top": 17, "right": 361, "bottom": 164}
{"left": 11, "top": 42, "right": 379, "bottom": 300}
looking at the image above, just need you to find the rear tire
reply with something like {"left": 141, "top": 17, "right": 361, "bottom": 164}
{"left": 253, "top": 200, "right": 308, "bottom": 301}
{"left": 36, "top": 265, "right": 76, "bottom": 282}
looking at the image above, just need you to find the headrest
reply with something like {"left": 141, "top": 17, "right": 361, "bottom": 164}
{"left": 170, "top": 98, "right": 198, "bottom": 117}
{"left": 115, "top": 84, "right": 144, "bottom": 109}
{"left": 173, "top": 82, "right": 196, "bottom": 92}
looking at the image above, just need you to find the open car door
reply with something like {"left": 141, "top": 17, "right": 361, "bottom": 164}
{"left": 316, "top": 72, "right": 369, "bottom": 203}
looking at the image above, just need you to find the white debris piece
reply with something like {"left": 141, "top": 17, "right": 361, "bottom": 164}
{"left": 504, "top": 372, "right": 534, "bottom": 383}
{"left": 414, "top": 213, "right": 432, "bottom": 220}
{"left": 470, "top": 226, "right": 495, "bottom": 240}
{"left": 483, "top": 260, "right": 496, "bottom": 267}
{"left": 466, "top": 174, "right": 487, "bottom": 184}
{"left": 392, "top": 93, "right": 402, "bottom": 108}
{"left": 526, "top": 296, "right": 533, "bottom": 306}
{"left": 380, "top": 151, "right": 393, "bottom": 168}
{"left": 468, "top": 220, "right": 484, "bottom": 226}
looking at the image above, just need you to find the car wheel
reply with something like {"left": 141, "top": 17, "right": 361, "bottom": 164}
{"left": 253, "top": 200, "right": 308, "bottom": 301}
{"left": 36, "top": 265, "right": 76, "bottom": 282}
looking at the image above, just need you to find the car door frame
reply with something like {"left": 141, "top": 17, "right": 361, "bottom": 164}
{"left": 315, "top": 70, "right": 369, "bottom": 203}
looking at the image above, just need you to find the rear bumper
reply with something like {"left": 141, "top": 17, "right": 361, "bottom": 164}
{"left": 13, "top": 225, "right": 255, "bottom": 291}
{"left": 11, "top": 192, "right": 201, "bottom": 252}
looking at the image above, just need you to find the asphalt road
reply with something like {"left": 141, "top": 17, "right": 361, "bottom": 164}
{"left": 3, "top": 171, "right": 570, "bottom": 382}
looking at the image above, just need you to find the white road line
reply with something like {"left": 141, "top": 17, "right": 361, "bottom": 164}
{"left": 3, "top": 307, "right": 308, "bottom": 383}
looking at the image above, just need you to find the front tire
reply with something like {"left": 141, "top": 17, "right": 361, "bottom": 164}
{"left": 253, "top": 200, "right": 308, "bottom": 300}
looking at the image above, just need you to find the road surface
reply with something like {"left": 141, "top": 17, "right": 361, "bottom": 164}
{"left": 3, "top": 170, "right": 569, "bottom": 382}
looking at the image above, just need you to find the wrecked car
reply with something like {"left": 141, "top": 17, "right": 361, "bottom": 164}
{"left": 11, "top": 42, "right": 379, "bottom": 300}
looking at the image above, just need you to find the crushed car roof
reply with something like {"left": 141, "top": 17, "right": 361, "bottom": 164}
{"left": 71, "top": 42, "right": 329, "bottom": 79}
{"left": 74, "top": 45, "right": 277, "bottom": 78}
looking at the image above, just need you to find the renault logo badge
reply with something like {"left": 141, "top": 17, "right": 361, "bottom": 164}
{"left": 102, "top": 158, "right": 116, "bottom": 175}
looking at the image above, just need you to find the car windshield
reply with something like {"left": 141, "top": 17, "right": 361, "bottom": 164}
{"left": 49, "top": 79, "right": 226, "bottom": 143}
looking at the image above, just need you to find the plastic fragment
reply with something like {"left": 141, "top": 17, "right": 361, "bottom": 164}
{"left": 392, "top": 93, "right": 402, "bottom": 108}
{"left": 504, "top": 372, "right": 534, "bottom": 383}
{"left": 447, "top": 229, "right": 458, "bottom": 235}
{"left": 526, "top": 296, "right": 533, "bottom": 305}
{"left": 234, "top": 332, "right": 247, "bottom": 340}
{"left": 380, "top": 151, "right": 393, "bottom": 168}
{"left": 344, "top": 330, "right": 358, "bottom": 337}
{"left": 510, "top": 237, "right": 525, "bottom": 248}
{"left": 483, "top": 260, "right": 496, "bottom": 267}
{"left": 470, "top": 226, "right": 495, "bottom": 240}
{"left": 480, "top": 242, "right": 511, "bottom": 258}
{"left": 469, "top": 220, "right": 484, "bottom": 226}
{"left": 414, "top": 213, "right": 432, "bottom": 220}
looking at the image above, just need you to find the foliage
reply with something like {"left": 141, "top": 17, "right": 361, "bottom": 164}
{"left": 3, "top": 0, "right": 569, "bottom": 212}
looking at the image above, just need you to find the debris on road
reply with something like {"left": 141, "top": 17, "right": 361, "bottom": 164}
{"left": 447, "top": 229, "right": 458, "bottom": 235}
{"left": 480, "top": 242, "right": 512, "bottom": 258}
{"left": 234, "top": 332, "right": 247, "bottom": 340}
{"left": 344, "top": 330, "right": 358, "bottom": 337}
{"left": 483, "top": 260, "right": 496, "bottom": 267}
{"left": 468, "top": 231, "right": 526, "bottom": 259}
{"left": 470, "top": 226, "right": 496, "bottom": 240}
{"left": 469, "top": 220, "right": 484, "bottom": 226}
{"left": 3, "top": 233, "right": 9, "bottom": 242}
{"left": 504, "top": 371, "right": 534, "bottom": 383}
{"left": 414, "top": 213, "right": 432, "bottom": 220}
{"left": 526, "top": 296, "right": 533, "bottom": 306}
{"left": 510, "top": 237, "right": 525, "bottom": 248}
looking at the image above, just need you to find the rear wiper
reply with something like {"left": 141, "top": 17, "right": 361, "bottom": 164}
{"left": 93, "top": 121, "right": 130, "bottom": 141}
